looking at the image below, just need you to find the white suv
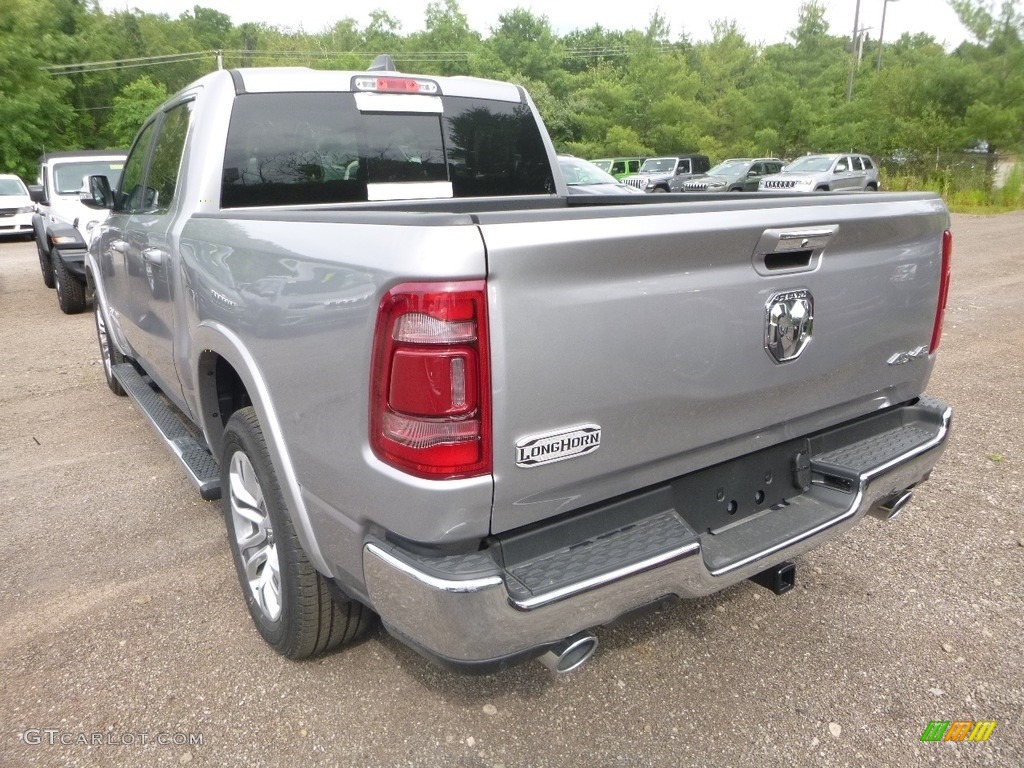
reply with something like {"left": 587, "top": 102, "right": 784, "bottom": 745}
{"left": 759, "top": 153, "right": 880, "bottom": 193}
{"left": 0, "top": 174, "right": 35, "bottom": 240}
{"left": 30, "top": 150, "right": 126, "bottom": 313}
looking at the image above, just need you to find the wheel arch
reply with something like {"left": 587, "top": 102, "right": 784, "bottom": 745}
{"left": 32, "top": 214, "right": 51, "bottom": 256}
{"left": 192, "top": 325, "right": 333, "bottom": 576}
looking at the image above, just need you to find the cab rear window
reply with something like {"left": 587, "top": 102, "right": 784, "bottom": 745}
{"left": 221, "top": 92, "right": 552, "bottom": 208}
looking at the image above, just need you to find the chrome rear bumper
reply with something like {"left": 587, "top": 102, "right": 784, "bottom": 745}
{"left": 363, "top": 397, "right": 951, "bottom": 666}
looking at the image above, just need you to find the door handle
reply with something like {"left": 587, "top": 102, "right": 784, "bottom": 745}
{"left": 142, "top": 248, "right": 164, "bottom": 266}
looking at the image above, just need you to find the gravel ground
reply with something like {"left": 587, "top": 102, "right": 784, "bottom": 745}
{"left": 0, "top": 212, "right": 1021, "bottom": 768}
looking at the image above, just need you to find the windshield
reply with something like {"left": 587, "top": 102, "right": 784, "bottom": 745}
{"left": 639, "top": 158, "right": 676, "bottom": 174}
{"left": 0, "top": 178, "right": 28, "bottom": 196}
{"left": 558, "top": 157, "right": 620, "bottom": 186}
{"left": 53, "top": 161, "right": 125, "bottom": 195}
{"left": 706, "top": 159, "right": 750, "bottom": 176}
{"left": 784, "top": 156, "right": 835, "bottom": 173}
{"left": 590, "top": 160, "right": 612, "bottom": 173}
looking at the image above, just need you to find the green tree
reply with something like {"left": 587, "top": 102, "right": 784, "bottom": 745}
{"left": 103, "top": 76, "right": 168, "bottom": 147}
{"left": 0, "top": 0, "right": 76, "bottom": 176}
{"left": 489, "top": 9, "right": 567, "bottom": 92}
{"left": 406, "top": 0, "right": 480, "bottom": 75}
{"left": 949, "top": 0, "right": 1024, "bottom": 152}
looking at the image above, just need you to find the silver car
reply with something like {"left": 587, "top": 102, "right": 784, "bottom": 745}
{"left": 759, "top": 153, "right": 880, "bottom": 193}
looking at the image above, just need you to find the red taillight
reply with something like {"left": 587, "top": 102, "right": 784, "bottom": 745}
{"left": 930, "top": 229, "right": 953, "bottom": 353}
{"left": 370, "top": 281, "right": 491, "bottom": 479}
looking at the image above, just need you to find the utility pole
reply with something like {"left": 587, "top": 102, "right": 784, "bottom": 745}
{"left": 876, "top": 0, "right": 899, "bottom": 71}
{"left": 845, "top": 0, "right": 862, "bottom": 102}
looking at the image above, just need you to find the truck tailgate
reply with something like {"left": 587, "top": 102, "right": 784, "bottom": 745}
{"left": 481, "top": 194, "right": 949, "bottom": 534}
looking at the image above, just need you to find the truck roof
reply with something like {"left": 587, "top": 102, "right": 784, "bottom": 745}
{"left": 226, "top": 67, "right": 526, "bottom": 104}
{"left": 37, "top": 150, "right": 127, "bottom": 163}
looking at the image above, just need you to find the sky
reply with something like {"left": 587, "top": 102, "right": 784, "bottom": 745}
{"left": 96, "top": 0, "right": 975, "bottom": 50}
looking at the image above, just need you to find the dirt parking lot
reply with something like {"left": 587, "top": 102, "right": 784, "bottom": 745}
{"left": 0, "top": 212, "right": 1021, "bottom": 767}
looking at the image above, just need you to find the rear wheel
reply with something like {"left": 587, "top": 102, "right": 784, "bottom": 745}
{"left": 222, "top": 407, "right": 373, "bottom": 659}
{"left": 94, "top": 300, "right": 126, "bottom": 396}
{"left": 53, "top": 250, "right": 87, "bottom": 314}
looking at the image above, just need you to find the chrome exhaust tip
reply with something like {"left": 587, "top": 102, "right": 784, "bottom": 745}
{"left": 537, "top": 632, "right": 599, "bottom": 674}
{"left": 869, "top": 489, "right": 914, "bottom": 521}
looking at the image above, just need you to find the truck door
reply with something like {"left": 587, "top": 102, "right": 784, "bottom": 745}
{"left": 95, "top": 121, "right": 158, "bottom": 365}
{"left": 121, "top": 101, "right": 194, "bottom": 410}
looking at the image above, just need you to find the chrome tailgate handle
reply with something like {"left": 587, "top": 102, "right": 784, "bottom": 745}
{"left": 752, "top": 225, "right": 838, "bottom": 275}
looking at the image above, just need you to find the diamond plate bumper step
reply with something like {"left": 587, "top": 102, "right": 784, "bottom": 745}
{"left": 112, "top": 363, "right": 221, "bottom": 500}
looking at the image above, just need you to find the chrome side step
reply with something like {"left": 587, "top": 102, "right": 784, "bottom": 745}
{"left": 111, "top": 363, "right": 221, "bottom": 500}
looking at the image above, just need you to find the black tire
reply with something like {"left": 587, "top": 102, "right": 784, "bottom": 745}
{"left": 53, "top": 250, "right": 88, "bottom": 314}
{"left": 650, "top": 186, "right": 667, "bottom": 193}
{"left": 94, "top": 300, "right": 126, "bottom": 396}
{"left": 221, "top": 407, "right": 373, "bottom": 659}
{"left": 37, "top": 236, "right": 55, "bottom": 289}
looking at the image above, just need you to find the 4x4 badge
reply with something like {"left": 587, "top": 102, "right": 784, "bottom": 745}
{"left": 765, "top": 289, "right": 814, "bottom": 363}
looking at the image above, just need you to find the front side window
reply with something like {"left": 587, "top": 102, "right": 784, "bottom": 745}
{"left": 221, "top": 92, "right": 552, "bottom": 208}
{"left": 117, "top": 122, "right": 157, "bottom": 213}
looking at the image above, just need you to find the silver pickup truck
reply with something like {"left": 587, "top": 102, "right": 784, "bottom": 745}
{"left": 82, "top": 61, "right": 952, "bottom": 674}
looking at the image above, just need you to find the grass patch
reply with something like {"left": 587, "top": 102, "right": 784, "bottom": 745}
{"left": 882, "top": 162, "right": 1023, "bottom": 214}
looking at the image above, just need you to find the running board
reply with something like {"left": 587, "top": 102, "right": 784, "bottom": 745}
{"left": 111, "top": 363, "right": 222, "bottom": 501}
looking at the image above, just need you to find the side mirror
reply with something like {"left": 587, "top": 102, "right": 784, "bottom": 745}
{"left": 747, "top": 170, "right": 759, "bottom": 177}
{"left": 82, "top": 174, "right": 114, "bottom": 210}
{"left": 28, "top": 185, "right": 47, "bottom": 205}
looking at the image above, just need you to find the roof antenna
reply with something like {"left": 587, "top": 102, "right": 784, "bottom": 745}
{"left": 368, "top": 54, "right": 396, "bottom": 72}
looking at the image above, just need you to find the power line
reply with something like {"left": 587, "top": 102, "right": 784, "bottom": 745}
{"left": 41, "top": 42, "right": 681, "bottom": 78}
{"left": 43, "top": 51, "right": 215, "bottom": 75}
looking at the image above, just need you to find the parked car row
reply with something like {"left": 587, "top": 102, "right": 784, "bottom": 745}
{"left": 583, "top": 153, "right": 881, "bottom": 194}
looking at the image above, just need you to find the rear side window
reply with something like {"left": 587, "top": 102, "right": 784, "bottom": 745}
{"left": 851, "top": 156, "right": 864, "bottom": 171}
{"left": 221, "top": 92, "right": 552, "bottom": 208}
{"left": 861, "top": 156, "right": 874, "bottom": 170}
